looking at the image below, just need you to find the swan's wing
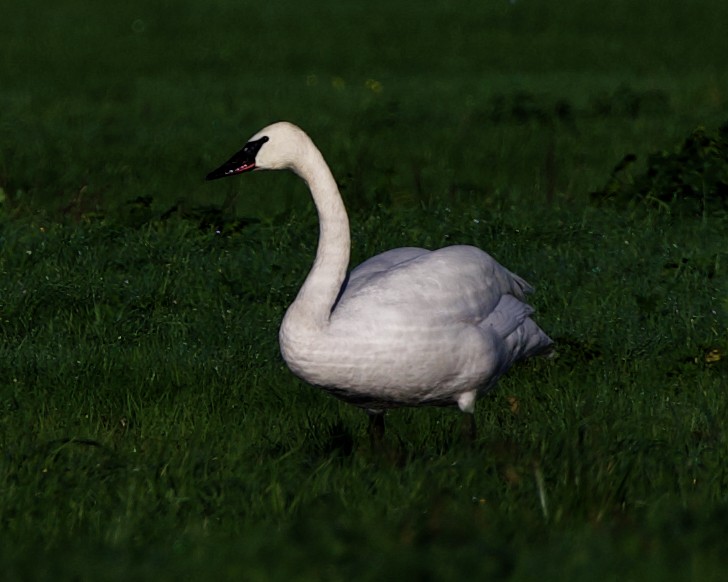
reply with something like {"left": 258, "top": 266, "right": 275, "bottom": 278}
{"left": 350, "top": 247, "right": 429, "bottom": 279}
{"left": 344, "top": 247, "right": 430, "bottom": 296}
{"left": 335, "top": 245, "right": 532, "bottom": 325}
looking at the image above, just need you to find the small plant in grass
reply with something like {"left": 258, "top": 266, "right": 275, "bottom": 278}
{"left": 593, "top": 122, "right": 728, "bottom": 212}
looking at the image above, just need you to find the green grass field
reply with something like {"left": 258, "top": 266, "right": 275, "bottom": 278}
{"left": 2, "top": 1, "right": 728, "bottom": 580}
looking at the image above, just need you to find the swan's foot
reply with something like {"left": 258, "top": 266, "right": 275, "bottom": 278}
{"left": 460, "top": 412, "right": 477, "bottom": 444}
{"left": 367, "top": 410, "right": 386, "bottom": 447}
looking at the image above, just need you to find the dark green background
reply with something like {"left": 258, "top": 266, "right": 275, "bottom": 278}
{"left": 1, "top": 1, "right": 727, "bottom": 580}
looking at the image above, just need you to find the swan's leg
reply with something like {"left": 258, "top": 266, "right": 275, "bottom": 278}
{"left": 457, "top": 391, "right": 478, "bottom": 443}
{"left": 366, "top": 409, "right": 385, "bottom": 446}
{"left": 460, "top": 413, "right": 477, "bottom": 442}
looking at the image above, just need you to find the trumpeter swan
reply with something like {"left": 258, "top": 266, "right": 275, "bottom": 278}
{"left": 206, "top": 122, "right": 553, "bottom": 438}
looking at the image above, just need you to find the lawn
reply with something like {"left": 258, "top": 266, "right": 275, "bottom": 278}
{"left": 1, "top": 1, "right": 728, "bottom": 580}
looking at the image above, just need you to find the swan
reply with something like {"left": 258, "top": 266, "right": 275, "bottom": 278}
{"left": 206, "top": 121, "right": 553, "bottom": 438}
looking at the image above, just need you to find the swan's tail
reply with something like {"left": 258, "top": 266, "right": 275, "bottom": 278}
{"left": 516, "top": 317, "right": 555, "bottom": 360}
{"left": 509, "top": 272, "right": 534, "bottom": 298}
{"left": 482, "top": 294, "right": 554, "bottom": 362}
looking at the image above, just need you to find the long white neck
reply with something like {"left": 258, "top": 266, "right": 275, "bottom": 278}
{"left": 286, "top": 139, "right": 350, "bottom": 329}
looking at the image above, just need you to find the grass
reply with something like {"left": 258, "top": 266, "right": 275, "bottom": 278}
{"left": 2, "top": 0, "right": 728, "bottom": 580}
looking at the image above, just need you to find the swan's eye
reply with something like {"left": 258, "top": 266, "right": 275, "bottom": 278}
{"left": 244, "top": 136, "right": 269, "bottom": 156}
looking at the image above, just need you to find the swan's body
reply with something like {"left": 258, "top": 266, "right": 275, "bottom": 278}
{"left": 207, "top": 122, "right": 552, "bottom": 423}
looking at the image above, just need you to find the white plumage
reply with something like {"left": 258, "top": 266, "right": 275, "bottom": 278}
{"left": 207, "top": 122, "right": 552, "bottom": 428}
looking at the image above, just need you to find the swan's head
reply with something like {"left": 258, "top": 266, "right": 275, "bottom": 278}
{"left": 206, "top": 121, "right": 310, "bottom": 181}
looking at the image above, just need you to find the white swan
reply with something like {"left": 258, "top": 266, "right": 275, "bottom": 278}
{"left": 207, "top": 122, "right": 553, "bottom": 436}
